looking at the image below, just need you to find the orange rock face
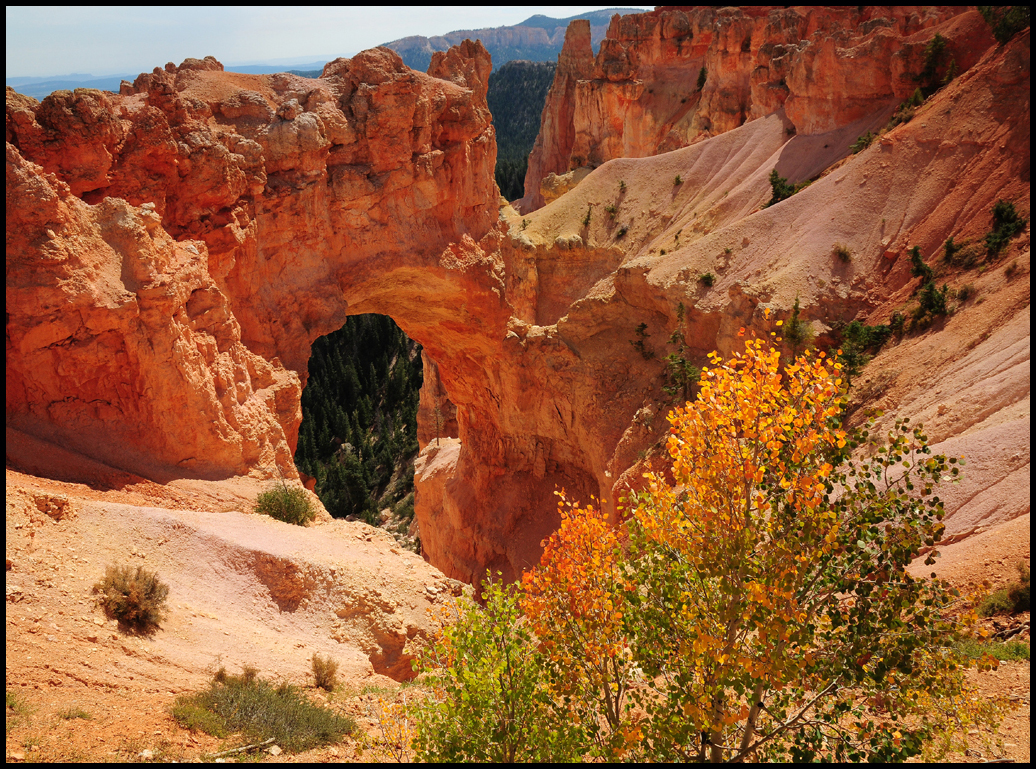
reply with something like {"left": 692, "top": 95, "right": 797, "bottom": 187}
{"left": 6, "top": 44, "right": 497, "bottom": 483}
{"left": 521, "top": 5, "right": 995, "bottom": 210}
{"left": 5, "top": 24, "right": 1029, "bottom": 587}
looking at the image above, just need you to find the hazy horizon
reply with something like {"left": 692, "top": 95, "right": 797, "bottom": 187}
{"left": 6, "top": 5, "right": 648, "bottom": 80}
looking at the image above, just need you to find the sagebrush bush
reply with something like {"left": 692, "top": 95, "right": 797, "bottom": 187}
{"left": 172, "top": 665, "right": 354, "bottom": 753}
{"left": 255, "top": 483, "right": 315, "bottom": 526}
{"left": 312, "top": 653, "right": 339, "bottom": 692}
{"left": 92, "top": 564, "right": 169, "bottom": 633}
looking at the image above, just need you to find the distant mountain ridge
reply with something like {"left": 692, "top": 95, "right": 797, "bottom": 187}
{"left": 382, "top": 8, "right": 644, "bottom": 72}
{"left": 6, "top": 61, "right": 333, "bottom": 100}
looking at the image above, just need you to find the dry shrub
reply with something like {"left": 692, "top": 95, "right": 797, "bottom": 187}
{"left": 92, "top": 564, "right": 169, "bottom": 633}
{"left": 312, "top": 653, "right": 339, "bottom": 691}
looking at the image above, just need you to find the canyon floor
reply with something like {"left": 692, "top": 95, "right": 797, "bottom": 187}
{"left": 5, "top": 445, "right": 1030, "bottom": 763}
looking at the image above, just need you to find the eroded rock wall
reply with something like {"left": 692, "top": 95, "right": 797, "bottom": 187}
{"left": 6, "top": 24, "right": 1028, "bottom": 587}
{"left": 6, "top": 43, "right": 497, "bottom": 482}
{"left": 521, "top": 5, "right": 995, "bottom": 210}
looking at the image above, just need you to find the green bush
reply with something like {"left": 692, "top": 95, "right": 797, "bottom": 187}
{"left": 674, "top": 174, "right": 683, "bottom": 185}
{"left": 699, "top": 272, "right": 715, "bottom": 287}
{"left": 697, "top": 66, "right": 707, "bottom": 91}
{"left": 838, "top": 320, "right": 892, "bottom": 384}
{"left": 311, "top": 653, "right": 338, "bottom": 692}
{"left": 850, "top": 131, "right": 875, "bottom": 154}
{"left": 984, "top": 199, "right": 1027, "bottom": 256}
{"left": 58, "top": 707, "right": 92, "bottom": 721}
{"left": 92, "top": 564, "right": 169, "bottom": 633}
{"left": 410, "top": 580, "right": 583, "bottom": 762}
{"left": 582, "top": 204, "right": 592, "bottom": 228}
{"left": 920, "top": 33, "right": 949, "bottom": 92}
{"left": 833, "top": 242, "right": 853, "bottom": 262}
{"left": 910, "top": 245, "right": 935, "bottom": 282}
{"left": 764, "top": 169, "right": 811, "bottom": 207}
{"left": 255, "top": 483, "right": 315, "bottom": 526}
{"left": 978, "top": 561, "right": 1030, "bottom": 616}
{"left": 919, "top": 280, "right": 950, "bottom": 316}
{"left": 889, "top": 311, "right": 906, "bottom": 336}
{"left": 172, "top": 665, "right": 354, "bottom": 753}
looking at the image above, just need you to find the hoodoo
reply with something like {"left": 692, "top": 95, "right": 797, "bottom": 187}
{"left": 6, "top": 8, "right": 1030, "bottom": 585}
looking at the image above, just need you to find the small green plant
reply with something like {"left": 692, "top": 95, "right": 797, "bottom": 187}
{"left": 837, "top": 320, "right": 892, "bottom": 385}
{"left": 764, "top": 168, "right": 811, "bottom": 207}
{"left": 912, "top": 280, "right": 950, "bottom": 326}
{"left": 920, "top": 33, "right": 949, "bottom": 93}
{"left": 521, "top": 218, "right": 530, "bottom": 231}
{"left": 833, "top": 243, "right": 853, "bottom": 262}
{"left": 58, "top": 707, "right": 92, "bottom": 721}
{"left": 619, "top": 180, "right": 627, "bottom": 193}
{"left": 630, "top": 322, "right": 655, "bottom": 360}
{"left": 984, "top": 199, "right": 1027, "bottom": 256}
{"left": 889, "top": 311, "right": 906, "bottom": 336}
{"left": 605, "top": 204, "right": 617, "bottom": 220}
{"left": 616, "top": 224, "right": 628, "bottom": 239}
{"left": 1005, "top": 259, "right": 1019, "bottom": 278}
{"left": 850, "top": 131, "right": 875, "bottom": 153}
{"left": 582, "top": 204, "right": 592, "bottom": 228}
{"left": 978, "top": 561, "right": 1030, "bottom": 616}
{"left": 953, "top": 637, "right": 1030, "bottom": 663}
{"left": 723, "top": 246, "right": 732, "bottom": 255}
{"left": 783, "top": 296, "right": 814, "bottom": 353}
{"left": 699, "top": 272, "right": 715, "bottom": 287}
{"left": 312, "top": 653, "right": 339, "bottom": 692}
{"left": 172, "top": 665, "right": 354, "bottom": 753}
{"left": 909, "top": 245, "right": 935, "bottom": 282}
{"left": 674, "top": 174, "right": 683, "bottom": 186}
{"left": 255, "top": 482, "right": 315, "bottom": 526}
{"left": 92, "top": 564, "right": 169, "bottom": 633}
{"left": 663, "top": 303, "right": 700, "bottom": 401}
{"left": 7, "top": 689, "right": 35, "bottom": 734}
{"left": 697, "top": 66, "right": 707, "bottom": 91}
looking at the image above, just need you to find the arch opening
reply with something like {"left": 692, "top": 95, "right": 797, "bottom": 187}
{"left": 294, "top": 313, "right": 433, "bottom": 548}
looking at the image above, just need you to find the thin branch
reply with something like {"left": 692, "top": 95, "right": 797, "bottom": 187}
{"left": 205, "top": 737, "right": 275, "bottom": 758}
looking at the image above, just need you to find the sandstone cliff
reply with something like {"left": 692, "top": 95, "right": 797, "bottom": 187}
{"left": 522, "top": 6, "right": 996, "bottom": 210}
{"left": 5, "top": 18, "right": 1030, "bottom": 587}
{"left": 7, "top": 44, "right": 496, "bottom": 482}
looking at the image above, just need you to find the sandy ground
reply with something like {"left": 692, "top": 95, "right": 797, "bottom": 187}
{"left": 5, "top": 456, "right": 1029, "bottom": 763}
{"left": 3, "top": 451, "right": 464, "bottom": 763}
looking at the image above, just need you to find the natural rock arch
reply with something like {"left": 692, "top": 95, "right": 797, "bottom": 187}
{"left": 6, "top": 42, "right": 614, "bottom": 583}
{"left": 7, "top": 13, "right": 1030, "bottom": 585}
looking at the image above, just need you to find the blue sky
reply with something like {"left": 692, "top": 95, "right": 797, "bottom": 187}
{"left": 6, "top": 6, "right": 649, "bottom": 78}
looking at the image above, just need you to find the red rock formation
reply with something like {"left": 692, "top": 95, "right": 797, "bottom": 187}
{"left": 6, "top": 42, "right": 497, "bottom": 483}
{"left": 5, "top": 23, "right": 1028, "bottom": 588}
{"left": 521, "top": 6, "right": 996, "bottom": 210}
{"left": 5, "top": 143, "right": 300, "bottom": 479}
